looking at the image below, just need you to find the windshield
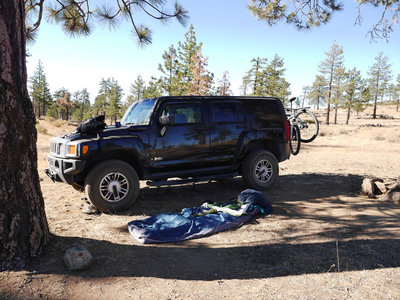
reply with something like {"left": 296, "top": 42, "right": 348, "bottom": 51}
{"left": 121, "top": 98, "right": 156, "bottom": 126}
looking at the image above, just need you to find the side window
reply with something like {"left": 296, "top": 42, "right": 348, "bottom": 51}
{"left": 246, "top": 101, "right": 282, "bottom": 128}
{"left": 212, "top": 102, "right": 243, "bottom": 124}
{"left": 161, "top": 103, "right": 202, "bottom": 125}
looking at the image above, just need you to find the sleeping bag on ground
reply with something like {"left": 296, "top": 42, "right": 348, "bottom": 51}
{"left": 127, "top": 189, "right": 272, "bottom": 244}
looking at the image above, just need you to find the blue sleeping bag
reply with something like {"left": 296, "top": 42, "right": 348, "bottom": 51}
{"left": 128, "top": 189, "right": 272, "bottom": 244}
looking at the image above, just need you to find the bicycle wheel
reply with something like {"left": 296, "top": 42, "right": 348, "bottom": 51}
{"left": 289, "top": 125, "right": 301, "bottom": 155}
{"left": 295, "top": 110, "right": 319, "bottom": 143}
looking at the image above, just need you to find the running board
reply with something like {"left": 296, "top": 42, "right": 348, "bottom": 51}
{"left": 146, "top": 172, "right": 239, "bottom": 187}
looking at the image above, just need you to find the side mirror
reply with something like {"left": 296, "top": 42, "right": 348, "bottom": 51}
{"left": 158, "top": 115, "right": 174, "bottom": 137}
{"left": 289, "top": 97, "right": 297, "bottom": 103}
{"left": 159, "top": 115, "right": 174, "bottom": 126}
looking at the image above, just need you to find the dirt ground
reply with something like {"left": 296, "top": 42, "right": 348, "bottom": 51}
{"left": 1, "top": 104, "right": 400, "bottom": 300}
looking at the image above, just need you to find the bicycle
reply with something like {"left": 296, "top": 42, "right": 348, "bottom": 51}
{"left": 287, "top": 114, "right": 301, "bottom": 156}
{"left": 287, "top": 97, "right": 319, "bottom": 144}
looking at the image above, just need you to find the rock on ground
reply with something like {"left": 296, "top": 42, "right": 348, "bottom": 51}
{"left": 63, "top": 245, "right": 93, "bottom": 271}
{"left": 361, "top": 177, "right": 384, "bottom": 197}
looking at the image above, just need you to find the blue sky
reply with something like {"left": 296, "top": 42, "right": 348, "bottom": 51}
{"left": 26, "top": 0, "right": 400, "bottom": 103}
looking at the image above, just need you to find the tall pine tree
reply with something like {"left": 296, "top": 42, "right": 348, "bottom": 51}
{"left": 395, "top": 74, "right": 400, "bottom": 112}
{"left": 72, "top": 89, "right": 91, "bottom": 122}
{"left": 54, "top": 88, "right": 74, "bottom": 121}
{"left": 262, "top": 54, "right": 291, "bottom": 103}
{"left": 368, "top": 52, "right": 392, "bottom": 118}
{"left": 343, "top": 68, "right": 365, "bottom": 124}
{"left": 158, "top": 45, "right": 180, "bottom": 95}
{"left": 107, "top": 80, "right": 123, "bottom": 124}
{"left": 318, "top": 42, "right": 344, "bottom": 124}
{"left": 176, "top": 25, "right": 202, "bottom": 95}
{"left": 331, "top": 66, "right": 346, "bottom": 124}
{"left": 142, "top": 77, "right": 163, "bottom": 99}
{"left": 93, "top": 78, "right": 123, "bottom": 123}
{"left": 216, "top": 71, "right": 232, "bottom": 96}
{"left": 309, "top": 75, "right": 327, "bottom": 109}
{"left": 242, "top": 54, "right": 290, "bottom": 102}
{"left": 127, "top": 75, "right": 146, "bottom": 105}
{"left": 247, "top": 57, "right": 268, "bottom": 96}
{"left": 187, "top": 48, "right": 213, "bottom": 95}
{"left": 29, "top": 60, "right": 52, "bottom": 117}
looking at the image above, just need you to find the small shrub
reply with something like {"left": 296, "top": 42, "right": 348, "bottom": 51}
{"left": 319, "top": 131, "right": 326, "bottom": 137}
{"left": 54, "top": 119, "right": 65, "bottom": 127}
{"left": 388, "top": 136, "right": 400, "bottom": 143}
{"left": 374, "top": 136, "right": 385, "bottom": 141}
{"left": 36, "top": 124, "right": 48, "bottom": 135}
{"left": 46, "top": 116, "right": 56, "bottom": 122}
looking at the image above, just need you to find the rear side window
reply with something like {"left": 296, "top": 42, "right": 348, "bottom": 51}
{"left": 244, "top": 100, "right": 283, "bottom": 128}
{"left": 161, "top": 103, "right": 202, "bottom": 125}
{"left": 212, "top": 102, "right": 245, "bottom": 124}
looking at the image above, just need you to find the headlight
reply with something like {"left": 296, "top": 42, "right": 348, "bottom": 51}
{"left": 66, "top": 143, "right": 79, "bottom": 158}
{"left": 69, "top": 145, "right": 76, "bottom": 155}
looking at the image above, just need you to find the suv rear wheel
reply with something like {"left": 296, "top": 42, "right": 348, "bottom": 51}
{"left": 84, "top": 160, "right": 139, "bottom": 213}
{"left": 242, "top": 150, "right": 279, "bottom": 190}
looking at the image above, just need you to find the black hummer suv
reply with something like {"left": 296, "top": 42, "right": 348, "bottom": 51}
{"left": 46, "top": 96, "right": 290, "bottom": 212}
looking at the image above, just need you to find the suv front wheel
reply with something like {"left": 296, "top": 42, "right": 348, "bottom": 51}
{"left": 84, "top": 160, "right": 139, "bottom": 213}
{"left": 242, "top": 150, "right": 279, "bottom": 190}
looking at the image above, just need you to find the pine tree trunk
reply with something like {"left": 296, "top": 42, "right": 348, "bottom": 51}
{"left": 80, "top": 101, "right": 84, "bottom": 122}
{"left": 253, "top": 58, "right": 260, "bottom": 95}
{"left": 0, "top": 0, "right": 49, "bottom": 270}
{"left": 346, "top": 106, "right": 350, "bottom": 125}
{"left": 334, "top": 104, "right": 338, "bottom": 124}
{"left": 326, "top": 67, "right": 334, "bottom": 125}
{"left": 373, "top": 93, "right": 378, "bottom": 119}
{"left": 373, "top": 77, "right": 379, "bottom": 119}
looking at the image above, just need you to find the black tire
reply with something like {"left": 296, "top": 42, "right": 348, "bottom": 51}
{"left": 295, "top": 110, "right": 319, "bottom": 143}
{"left": 289, "top": 125, "right": 301, "bottom": 155}
{"left": 241, "top": 150, "right": 279, "bottom": 190}
{"left": 84, "top": 160, "right": 139, "bottom": 213}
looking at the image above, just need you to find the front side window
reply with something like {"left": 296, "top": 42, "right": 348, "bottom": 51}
{"left": 161, "top": 103, "right": 202, "bottom": 125}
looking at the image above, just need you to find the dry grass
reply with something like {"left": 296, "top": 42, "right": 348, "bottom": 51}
{"left": 53, "top": 119, "right": 67, "bottom": 127}
{"left": 36, "top": 123, "right": 48, "bottom": 135}
{"left": 45, "top": 116, "right": 56, "bottom": 122}
{"left": 374, "top": 135, "right": 386, "bottom": 141}
{"left": 389, "top": 135, "right": 400, "bottom": 143}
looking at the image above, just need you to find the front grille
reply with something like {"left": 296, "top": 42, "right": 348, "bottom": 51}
{"left": 50, "top": 140, "right": 64, "bottom": 156}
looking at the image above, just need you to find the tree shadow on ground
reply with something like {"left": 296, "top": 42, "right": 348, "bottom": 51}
{"left": 26, "top": 173, "right": 400, "bottom": 280}
{"left": 28, "top": 235, "right": 400, "bottom": 280}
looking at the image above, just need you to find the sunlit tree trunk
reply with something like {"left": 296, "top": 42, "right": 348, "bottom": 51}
{"left": 334, "top": 103, "right": 338, "bottom": 124}
{"left": 346, "top": 96, "right": 352, "bottom": 125}
{"left": 0, "top": 0, "right": 49, "bottom": 269}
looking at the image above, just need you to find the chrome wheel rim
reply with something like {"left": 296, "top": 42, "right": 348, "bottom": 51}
{"left": 99, "top": 172, "right": 129, "bottom": 203}
{"left": 255, "top": 159, "right": 273, "bottom": 183}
